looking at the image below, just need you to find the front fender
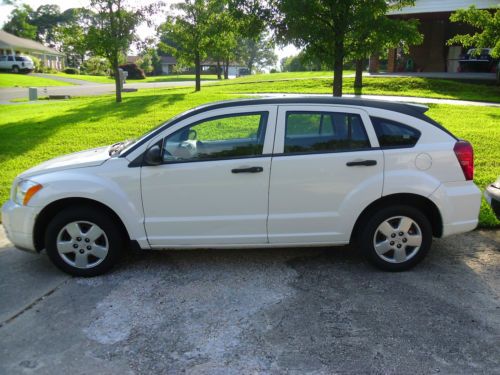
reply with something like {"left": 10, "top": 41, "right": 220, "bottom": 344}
{"left": 26, "top": 160, "right": 148, "bottom": 247}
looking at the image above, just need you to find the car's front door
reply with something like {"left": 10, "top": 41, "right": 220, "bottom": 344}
{"left": 141, "top": 106, "right": 277, "bottom": 247}
{"left": 268, "top": 105, "right": 384, "bottom": 245}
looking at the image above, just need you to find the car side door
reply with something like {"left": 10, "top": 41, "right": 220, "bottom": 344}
{"left": 268, "top": 105, "right": 384, "bottom": 245}
{"left": 140, "top": 105, "right": 277, "bottom": 247}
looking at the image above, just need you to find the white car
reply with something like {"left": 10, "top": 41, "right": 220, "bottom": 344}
{"left": 1, "top": 98, "right": 481, "bottom": 276}
{"left": 0, "top": 55, "right": 35, "bottom": 73}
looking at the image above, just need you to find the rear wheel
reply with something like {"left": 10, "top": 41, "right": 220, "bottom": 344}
{"left": 45, "top": 207, "right": 124, "bottom": 276}
{"left": 358, "top": 205, "right": 432, "bottom": 271}
{"left": 11, "top": 65, "right": 19, "bottom": 73}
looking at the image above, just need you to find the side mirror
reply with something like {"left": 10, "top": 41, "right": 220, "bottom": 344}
{"left": 144, "top": 145, "right": 162, "bottom": 166}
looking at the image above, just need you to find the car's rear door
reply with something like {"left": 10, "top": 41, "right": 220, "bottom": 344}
{"left": 140, "top": 105, "right": 277, "bottom": 247}
{"left": 268, "top": 105, "right": 384, "bottom": 245}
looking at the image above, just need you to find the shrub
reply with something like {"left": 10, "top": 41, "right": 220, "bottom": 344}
{"left": 83, "top": 56, "right": 111, "bottom": 76}
{"left": 27, "top": 55, "right": 42, "bottom": 72}
{"left": 118, "top": 63, "right": 146, "bottom": 79}
{"left": 64, "top": 67, "right": 79, "bottom": 74}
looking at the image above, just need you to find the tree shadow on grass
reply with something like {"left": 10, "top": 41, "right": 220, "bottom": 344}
{"left": 0, "top": 92, "right": 187, "bottom": 162}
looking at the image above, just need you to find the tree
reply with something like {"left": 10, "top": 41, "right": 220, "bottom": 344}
{"left": 2, "top": 4, "right": 37, "bottom": 40}
{"left": 271, "top": 0, "right": 416, "bottom": 96}
{"left": 349, "top": 4, "right": 422, "bottom": 89}
{"left": 159, "top": 0, "right": 213, "bottom": 91}
{"left": 237, "top": 35, "right": 277, "bottom": 74}
{"left": 32, "top": 4, "right": 63, "bottom": 45}
{"left": 448, "top": 6, "right": 500, "bottom": 58}
{"left": 86, "top": 0, "right": 157, "bottom": 102}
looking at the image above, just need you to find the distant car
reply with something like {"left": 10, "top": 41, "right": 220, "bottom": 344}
{"left": 236, "top": 68, "right": 250, "bottom": 77}
{"left": 0, "top": 55, "right": 35, "bottom": 73}
{"left": 459, "top": 48, "right": 499, "bottom": 73}
{"left": 2, "top": 97, "right": 481, "bottom": 276}
{"left": 485, "top": 177, "right": 500, "bottom": 220}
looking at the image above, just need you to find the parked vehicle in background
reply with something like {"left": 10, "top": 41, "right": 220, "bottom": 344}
{"left": 459, "top": 48, "right": 499, "bottom": 73}
{"left": 0, "top": 55, "right": 34, "bottom": 73}
{"left": 2, "top": 97, "right": 481, "bottom": 276}
{"left": 236, "top": 68, "right": 251, "bottom": 77}
{"left": 485, "top": 177, "right": 500, "bottom": 220}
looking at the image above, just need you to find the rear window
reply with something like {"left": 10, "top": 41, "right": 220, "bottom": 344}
{"left": 371, "top": 117, "right": 421, "bottom": 148}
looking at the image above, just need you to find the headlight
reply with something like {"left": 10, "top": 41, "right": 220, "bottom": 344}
{"left": 14, "top": 180, "right": 43, "bottom": 206}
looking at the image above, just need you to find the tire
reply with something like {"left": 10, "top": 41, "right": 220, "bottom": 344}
{"left": 45, "top": 206, "right": 124, "bottom": 277}
{"left": 11, "top": 66, "right": 19, "bottom": 73}
{"left": 357, "top": 205, "right": 432, "bottom": 271}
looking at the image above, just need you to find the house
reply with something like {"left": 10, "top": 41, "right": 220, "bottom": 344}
{"left": 379, "top": 0, "right": 498, "bottom": 73}
{"left": 0, "top": 30, "right": 65, "bottom": 70}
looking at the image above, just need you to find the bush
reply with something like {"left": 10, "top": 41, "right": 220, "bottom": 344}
{"left": 64, "top": 67, "right": 79, "bottom": 74}
{"left": 270, "top": 68, "right": 277, "bottom": 73}
{"left": 83, "top": 56, "right": 110, "bottom": 76}
{"left": 27, "top": 55, "right": 42, "bottom": 72}
{"left": 118, "top": 63, "right": 146, "bottom": 79}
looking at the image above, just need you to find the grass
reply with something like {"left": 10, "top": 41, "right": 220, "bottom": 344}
{"left": 0, "top": 73, "right": 73, "bottom": 88}
{"left": 216, "top": 76, "right": 500, "bottom": 103}
{"left": 47, "top": 73, "right": 219, "bottom": 84}
{"left": 0, "top": 78, "right": 498, "bottom": 227}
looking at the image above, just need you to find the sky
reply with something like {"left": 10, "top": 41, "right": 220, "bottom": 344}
{"left": 0, "top": 0, "right": 300, "bottom": 65}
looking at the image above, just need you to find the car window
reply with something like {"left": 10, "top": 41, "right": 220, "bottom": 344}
{"left": 162, "top": 112, "right": 268, "bottom": 162}
{"left": 15, "top": 56, "right": 24, "bottom": 61}
{"left": 371, "top": 117, "right": 421, "bottom": 148}
{"left": 284, "top": 112, "right": 370, "bottom": 154}
{"left": 0, "top": 56, "right": 6, "bottom": 62}
{"left": 8, "top": 56, "right": 13, "bottom": 61}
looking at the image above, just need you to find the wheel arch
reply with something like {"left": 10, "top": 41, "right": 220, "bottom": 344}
{"left": 350, "top": 193, "right": 443, "bottom": 244}
{"left": 33, "top": 197, "right": 130, "bottom": 252}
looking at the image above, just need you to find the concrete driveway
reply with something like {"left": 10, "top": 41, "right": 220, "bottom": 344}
{"left": 0, "top": 229, "right": 499, "bottom": 374}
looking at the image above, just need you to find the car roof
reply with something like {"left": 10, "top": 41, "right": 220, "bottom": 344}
{"left": 121, "top": 96, "right": 455, "bottom": 158}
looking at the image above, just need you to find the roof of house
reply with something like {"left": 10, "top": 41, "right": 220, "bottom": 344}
{"left": 160, "top": 55, "right": 177, "bottom": 64}
{"left": 388, "top": 0, "right": 498, "bottom": 15}
{"left": 0, "top": 30, "right": 64, "bottom": 56}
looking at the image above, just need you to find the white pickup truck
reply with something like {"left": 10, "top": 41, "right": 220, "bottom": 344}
{"left": 0, "top": 55, "right": 35, "bottom": 73}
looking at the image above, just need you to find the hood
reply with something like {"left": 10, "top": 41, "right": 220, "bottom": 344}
{"left": 19, "top": 146, "right": 111, "bottom": 179}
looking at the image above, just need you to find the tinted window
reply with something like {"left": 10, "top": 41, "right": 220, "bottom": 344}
{"left": 284, "top": 112, "right": 370, "bottom": 154}
{"left": 163, "top": 112, "right": 268, "bottom": 162}
{"left": 8, "top": 56, "right": 13, "bottom": 61}
{"left": 15, "top": 56, "right": 24, "bottom": 61}
{"left": 0, "top": 56, "right": 6, "bottom": 61}
{"left": 371, "top": 117, "right": 421, "bottom": 148}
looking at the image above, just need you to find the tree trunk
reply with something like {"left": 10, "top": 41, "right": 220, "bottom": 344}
{"left": 195, "top": 52, "right": 201, "bottom": 92}
{"left": 354, "top": 59, "right": 363, "bottom": 89}
{"left": 216, "top": 59, "right": 221, "bottom": 80}
{"left": 224, "top": 58, "right": 229, "bottom": 79}
{"left": 333, "top": 37, "right": 344, "bottom": 97}
{"left": 113, "top": 56, "right": 122, "bottom": 103}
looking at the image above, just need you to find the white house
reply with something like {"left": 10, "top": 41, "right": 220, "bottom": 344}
{"left": 0, "top": 30, "right": 65, "bottom": 70}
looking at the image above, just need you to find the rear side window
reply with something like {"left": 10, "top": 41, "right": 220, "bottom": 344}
{"left": 284, "top": 112, "right": 370, "bottom": 154}
{"left": 371, "top": 117, "right": 421, "bottom": 148}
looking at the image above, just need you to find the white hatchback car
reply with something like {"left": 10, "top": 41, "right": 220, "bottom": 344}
{"left": 2, "top": 98, "right": 481, "bottom": 276}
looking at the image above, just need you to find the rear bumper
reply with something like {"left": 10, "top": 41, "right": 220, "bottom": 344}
{"left": 429, "top": 181, "right": 481, "bottom": 237}
{"left": 484, "top": 184, "right": 500, "bottom": 220}
{"left": 1, "top": 200, "right": 38, "bottom": 252}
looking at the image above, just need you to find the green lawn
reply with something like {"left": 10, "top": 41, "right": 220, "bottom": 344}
{"left": 0, "top": 73, "right": 73, "bottom": 88}
{"left": 218, "top": 76, "right": 500, "bottom": 103}
{"left": 0, "top": 80, "right": 498, "bottom": 227}
{"left": 47, "top": 73, "right": 219, "bottom": 84}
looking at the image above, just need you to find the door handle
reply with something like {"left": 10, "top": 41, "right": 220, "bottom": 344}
{"left": 346, "top": 160, "right": 377, "bottom": 167}
{"left": 231, "top": 166, "right": 263, "bottom": 173}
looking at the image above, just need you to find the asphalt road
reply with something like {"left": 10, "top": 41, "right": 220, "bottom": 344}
{"left": 0, "top": 230, "right": 499, "bottom": 374}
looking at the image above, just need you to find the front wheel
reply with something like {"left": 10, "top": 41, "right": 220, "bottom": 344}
{"left": 45, "top": 207, "right": 124, "bottom": 276}
{"left": 358, "top": 205, "right": 432, "bottom": 271}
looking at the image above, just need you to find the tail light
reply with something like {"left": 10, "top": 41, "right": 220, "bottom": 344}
{"left": 453, "top": 140, "right": 474, "bottom": 181}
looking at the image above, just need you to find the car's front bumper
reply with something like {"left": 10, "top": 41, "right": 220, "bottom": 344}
{"left": 484, "top": 184, "right": 500, "bottom": 220}
{"left": 1, "top": 200, "right": 38, "bottom": 252}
